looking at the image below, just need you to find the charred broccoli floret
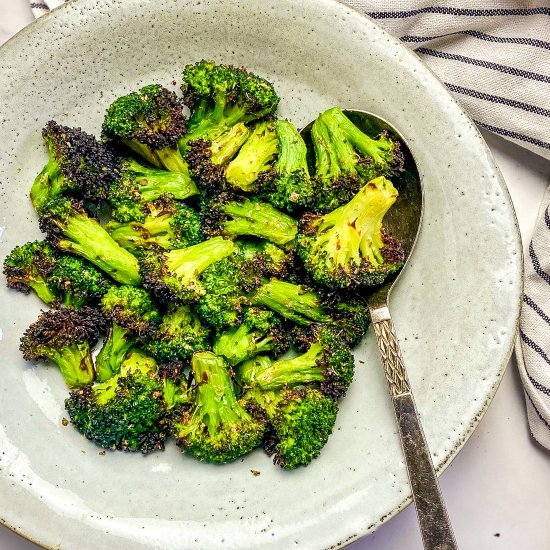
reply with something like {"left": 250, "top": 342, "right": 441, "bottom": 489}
{"left": 3, "top": 240, "right": 58, "bottom": 304}
{"left": 48, "top": 255, "right": 112, "bottom": 309}
{"left": 30, "top": 121, "right": 119, "bottom": 211}
{"left": 244, "top": 386, "right": 338, "bottom": 469}
{"left": 102, "top": 84, "right": 188, "bottom": 172}
{"left": 20, "top": 307, "right": 105, "bottom": 388}
{"left": 236, "top": 326, "right": 354, "bottom": 399}
{"left": 108, "top": 158, "right": 199, "bottom": 223}
{"left": 202, "top": 194, "right": 298, "bottom": 246}
{"left": 180, "top": 60, "right": 279, "bottom": 147}
{"left": 38, "top": 197, "right": 141, "bottom": 285}
{"left": 297, "top": 176, "right": 404, "bottom": 288}
{"left": 143, "top": 304, "right": 211, "bottom": 362}
{"left": 213, "top": 307, "right": 288, "bottom": 365}
{"left": 96, "top": 285, "right": 161, "bottom": 382}
{"left": 310, "top": 108, "right": 404, "bottom": 212}
{"left": 107, "top": 196, "right": 203, "bottom": 255}
{"left": 258, "top": 119, "right": 314, "bottom": 212}
{"left": 174, "top": 351, "right": 265, "bottom": 463}
{"left": 140, "top": 236, "right": 236, "bottom": 303}
{"left": 65, "top": 350, "right": 172, "bottom": 453}
{"left": 224, "top": 120, "right": 279, "bottom": 193}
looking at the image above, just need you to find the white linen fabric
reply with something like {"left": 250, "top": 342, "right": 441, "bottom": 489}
{"left": 29, "top": 0, "right": 550, "bottom": 449}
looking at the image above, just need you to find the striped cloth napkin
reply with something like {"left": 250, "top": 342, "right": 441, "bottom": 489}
{"left": 30, "top": 0, "right": 550, "bottom": 449}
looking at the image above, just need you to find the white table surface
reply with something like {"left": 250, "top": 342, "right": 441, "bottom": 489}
{"left": 1, "top": 2, "right": 550, "bottom": 549}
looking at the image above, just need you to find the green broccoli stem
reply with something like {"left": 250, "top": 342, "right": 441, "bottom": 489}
{"left": 60, "top": 292, "right": 86, "bottom": 309}
{"left": 167, "top": 237, "right": 236, "bottom": 280}
{"left": 30, "top": 155, "right": 61, "bottom": 211}
{"left": 275, "top": 120, "right": 309, "bottom": 175}
{"left": 45, "top": 342, "right": 95, "bottom": 388}
{"left": 241, "top": 346, "right": 325, "bottom": 391}
{"left": 28, "top": 279, "right": 59, "bottom": 305}
{"left": 121, "top": 139, "right": 162, "bottom": 168}
{"left": 311, "top": 116, "right": 345, "bottom": 181}
{"left": 108, "top": 215, "right": 175, "bottom": 253}
{"left": 225, "top": 122, "right": 279, "bottom": 192}
{"left": 154, "top": 147, "right": 189, "bottom": 173}
{"left": 163, "top": 378, "right": 189, "bottom": 410}
{"left": 213, "top": 324, "right": 276, "bottom": 366}
{"left": 222, "top": 200, "right": 298, "bottom": 245}
{"left": 210, "top": 122, "right": 250, "bottom": 165}
{"left": 95, "top": 322, "right": 136, "bottom": 382}
{"left": 53, "top": 212, "right": 141, "bottom": 285}
{"left": 253, "top": 280, "right": 328, "bottom": 325}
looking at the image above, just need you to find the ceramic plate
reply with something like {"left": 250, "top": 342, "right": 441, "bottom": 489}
{"left": 0, "top": 0, "right": 522, "bottom": 548}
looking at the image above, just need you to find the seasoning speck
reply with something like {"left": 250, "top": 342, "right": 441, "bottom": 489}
{"left": 251, "top": 469, "right": 261, "bottom": 477}
{"left": 99, "top": 451, "right": 106, "bottom": 456}
{"left": 61, "top": 417, "right": 69, "bottom": 427}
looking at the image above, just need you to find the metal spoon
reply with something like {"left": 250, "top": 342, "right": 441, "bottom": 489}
{"left": 301, "top": 110, "right": 458, "bottom": 550}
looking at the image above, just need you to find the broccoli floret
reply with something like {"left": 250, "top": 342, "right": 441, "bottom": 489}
{"left": 96, "top": 285, "right": 161, "bottom": 382}
{"left": 38, "top": 197, "right": 141, "bottom": 286}
{"left": 140, "top": 236, "right": 236, "bottom": 303}
{"left": 195, "top": 257, "right": 249, "bottom": 331}
{"left": 102, "top": 84, "right": 188, "bottom": 172}
{"left": 309, "top": 108, "right": 404, "bottom": 212}
{"left": 143, "top": 304, "right": 211, "bottom": 362}
{"left": 173, "top": 351, "right": 265, "bottom": 463}
{"left": 258, "top": 119, "right": 314, "bottom": 212}
{"left": 224, "top": 120, "right": 279, "bottom": 193}
{"left": 3, "top": 240, "right": 58, "bottom": 304}
{"left": 108, "top": 158, "right": 199, "bottom": 223}
{"left": 107, "top": 196, "right": 203, "bottom": 255}
{"left": 65, "top": 350, "right": 171, "bottom": 452}
{"left": 20, "top": 307, "right": 105, "bottom": 388}
{"left": 297, "top": 176, "right": 405, "bottom": 288}
{"left": 30, "top": 121, "right": 119, "bottom": 211}
{"left": 213, "top": 307, "right": 288, "bottom": 365}
{"left": 180, "top": 61, "right": 279, "bottom": 148}
{"left": 48, "top": 255, "right": 112, "bottom": 309}
{"left": 203, "top": 194, "right": 298, "bottom": 246}
{"left": 236, "top": 326, "right": 354, "bottom": 399}
{"left": 185, "top": 123, "right": 251, "bottom": 194}
{"left": 244, "top": 386, "right": 338, "bottom": 469}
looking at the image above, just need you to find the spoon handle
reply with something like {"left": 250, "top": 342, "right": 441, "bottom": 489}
{"left": 372, "top": 309, "right": 458, "bottom": 550}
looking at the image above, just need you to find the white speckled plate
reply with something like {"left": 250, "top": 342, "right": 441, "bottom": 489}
{"left": 0, "top": 0, "right": 522, "bottom": 548}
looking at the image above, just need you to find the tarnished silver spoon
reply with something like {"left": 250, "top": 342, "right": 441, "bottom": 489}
{"left": 301, "top": 110, "right": 458, "bottom": 550}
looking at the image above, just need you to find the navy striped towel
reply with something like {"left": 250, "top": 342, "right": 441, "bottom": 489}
{"left": 31, "top": 0, "right": 550, "bottom": 449}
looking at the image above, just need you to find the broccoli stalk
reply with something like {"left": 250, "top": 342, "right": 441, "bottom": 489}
{"left": 65, "top": 350, "right": 172, "bottom": 453}
{"left": 3, "top": 240, "right": 58, "bottom": 304}
{"left": 297, "top": 176, "right": 404, "bottom": 288}
{"left": 140, "top": 236, "right": 236, "bottom": 303}
{"left": 39, "top": 197, "right": 141, "bottom": 286}
{"left": 237, "top": 326, "right": 354, "bottom": 399}
{"left": 20, "top": 307, "right": 105, "bottom": 388}
{"left": 213, "top": 307, "right": 288, "bottom": 365}
{"left": 107, "top": 197, "right": 203, "bottom": 254}
{"left": 102, "top": 84, "right": 188, "bottom": 172}
{"left": 258, "top": 119, "right": 314, "bottom": 212}
{"left": 174, "top": 351, "right": 265, "bottom": 463}
{"left": 224, "top": 120, "right": 279, "bottom": 192}
{"left": 95, "top": 322, "right": 135, "bottom": 383}
{"left": 108, "top": 158, "right": 199, "bottom": 223}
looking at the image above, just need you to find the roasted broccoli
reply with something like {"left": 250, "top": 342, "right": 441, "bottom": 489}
{"left": 310, "top": 107, "right": 404, "bottom": 212}
{"left": 258, "top": 119, "right": 315, "bottom": 212}
{"left": 297, "top": 176, "right": 404, "bottom": 288}
{"left": 213, "top": 307, "right": 288, "bottom": 365}
{"left": 107, "top": 196, "right": 203, "bottom": 255}
{"left": 143, "top": 304, "right": 210, "bottom": 363}
{"left": 174, "top": 351, "right": 265, "bottom": 463}
{"left": 3, "top": 240, "right": 58, "bottom": 304}
{"left": 108, "top": 158, "right": 199, "bottom": 222}
{"left": 20, "top": 307, "right": 105, "bottom": 388}
{"left": 244, "top": 386, "right": 338, "bottom": 469}
{"left": 102, "top": 84, "right": 188, "bottom": 172}
{"left": 96, "top": 285, "right": 161, "bottom": 381}
{"left": 140, "top": 236, "right": 236, "bottom": 303}
{"left": 236, "top": 326, "right": 354, "bottom": 399}
{"left": 38, "top": 197, "right": 141, "bottom": 286}
{"left": 48, "top": 255, "right": 112, "bottom": 308}
{"left": 202, "top": 194, "right": 298, "bottom": 246}
{"left": 224, "top": 120, "right": 279, "bottom": 193}
{"left": 30, "top": 121, "right": 119, "bottom": 211}
{"left": 65, "top": 350, "right": 173, "bottom": 453}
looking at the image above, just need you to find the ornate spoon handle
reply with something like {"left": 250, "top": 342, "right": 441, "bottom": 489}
{"left": 372, "top": 309, "right": 459, "bottom": 550}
